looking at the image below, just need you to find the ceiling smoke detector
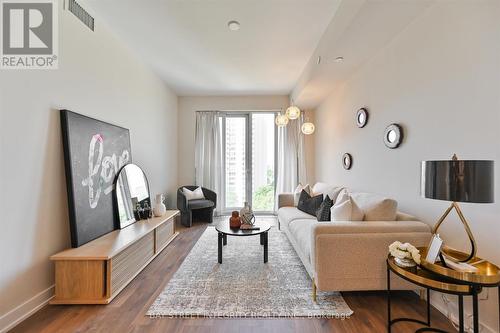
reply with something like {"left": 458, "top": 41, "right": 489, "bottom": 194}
{"left": 334, "top": 56, "right": 344, "bottom": 63}
{"left": 228, "top": 20, "right": 241, "bottom": 31}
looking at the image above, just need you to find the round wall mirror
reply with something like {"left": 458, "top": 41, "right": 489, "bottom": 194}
{"left": 383, "top": 124, "right": 403, "bottom": 149}
{"left": 115, "top": 164, "right": 151, "bottom": 228}
{"left": 356, "top": 108, "right": 368, "bottom": 128}
{"left": 342, "top": 153, "right": 352, "bottom": 170}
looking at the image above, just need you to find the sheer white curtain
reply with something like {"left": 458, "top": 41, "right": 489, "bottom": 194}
{"left": 275, "top": 114, "right": 307, "bottom": 211}
{"left": 194, "top": 112, "right": 224, "bottom": 215}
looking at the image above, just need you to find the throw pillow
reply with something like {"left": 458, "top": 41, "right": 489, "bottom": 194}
{"left": 294, "top": 183, "right": 311, "bottom": 206}
{"left": 311, "top": 182, "right": 344, "bottom": 203}
{"left": 316, "top": 195, "right": 333, "bottom": 221}
{"left": 297, "top": 190, "right": 323, "bottom": 216}
{"left": 330, "top": 190, "right": 364, "bottom": 221}
{"left": 182, "top": 186, "right": 205, "bottom": 201}
{"left": 350, "top": 192, "right": 398, "bottom": 221}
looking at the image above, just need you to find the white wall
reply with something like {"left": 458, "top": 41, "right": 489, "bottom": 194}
{"left": 0, "top": 3, "right": 178, "bottom": 331}
{"left": 312, "top": 2, "right": 500, "bottom": 331}
{"left": 177, "top": 95, "right": 315, "bottom": 187}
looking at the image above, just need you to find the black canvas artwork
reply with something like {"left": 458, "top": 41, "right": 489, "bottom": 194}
{"left": 60, "top": 110, "right": 132, "bottom": 247}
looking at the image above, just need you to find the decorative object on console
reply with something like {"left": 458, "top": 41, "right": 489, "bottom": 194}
{"left": 316, "top": 195, "right": 333, "bottom": 221}
{"left": 115, "top": 163, "right": 151, "bottom": 227}
{"left": 356, "top": 108, "right": 368, "bottom": 128}
{"left": 275, "top": 109, "right": 289, "bottom": 127}
{"left": 342, "top": 153, "right": 352, "bottom": 170}
{"left": 229, "top": 211, "right": 241, "bottom": 229}
{"left": 240, "top": 201, "right": 255, "bottom": 225}
{"left": 153, "top": 194, "right": 167, "bottom": 217}
{"left": 421, "top": 154, "right": 494, "bottom": 263}
{"left": 297, "top": 190, "right": 323, "bottom": 216}
{"left": 388, "top": 241, "right": 421, "bottom": 267}
{"left": 383, "top": 123, "right": 403, "bottom": 149}
{"left": 60, "top": 110, "right": 132, "bottom": 247}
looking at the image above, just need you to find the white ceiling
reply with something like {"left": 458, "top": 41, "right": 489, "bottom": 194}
{"left": 291, "top": 0, "right": 435, "bottom": 108}
{"left": 84, "top": 0, "right": 342, "bottom": 96}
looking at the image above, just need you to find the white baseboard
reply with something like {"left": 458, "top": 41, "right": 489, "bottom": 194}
{"left": 0, "top": 285, "right": 54, "bottom": 333}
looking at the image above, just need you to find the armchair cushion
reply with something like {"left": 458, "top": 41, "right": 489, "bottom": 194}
{"left": 188, "top": 199, "right": 215, "bottom": 210}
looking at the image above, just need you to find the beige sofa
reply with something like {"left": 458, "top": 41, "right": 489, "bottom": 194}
{"left": 277, "top": 185, "right": 432, "bottom": 300}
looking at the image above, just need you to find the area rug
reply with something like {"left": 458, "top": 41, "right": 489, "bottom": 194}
{"left": 147, "top": 226, "right": 353, "bottom": 318}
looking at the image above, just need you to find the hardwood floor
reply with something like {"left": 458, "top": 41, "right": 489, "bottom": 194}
{"left": 11, "top": 218, "right": 456, "bottom": 333}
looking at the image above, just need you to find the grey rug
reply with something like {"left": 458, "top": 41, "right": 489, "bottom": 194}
{"left": 147, "top": 226, "right": 353, "bottom": 318}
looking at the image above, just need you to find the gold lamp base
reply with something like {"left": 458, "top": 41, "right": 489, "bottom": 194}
{"left": 432, "top": 201, "right": 477, "bottom": 263}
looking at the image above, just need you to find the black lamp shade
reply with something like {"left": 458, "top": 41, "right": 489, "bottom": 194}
{"left": 421, "top": 160, "right": 494, "bottom": 203}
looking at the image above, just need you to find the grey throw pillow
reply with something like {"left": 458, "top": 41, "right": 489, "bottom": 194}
{"left": 316, "top": 195, "right": 333, "bottom": 221}
{"left": 297, "top": 190, "right": 323, "bottom": 216}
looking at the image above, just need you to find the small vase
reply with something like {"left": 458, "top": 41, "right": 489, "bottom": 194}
{"left": 240, "top": 202, "right": 255, "bottom": 225}
{"left": 229, "top": 211, "right": 241, "bottom": 229}
{"left": 153, "top": 194, "right": 167, "bottom": 217}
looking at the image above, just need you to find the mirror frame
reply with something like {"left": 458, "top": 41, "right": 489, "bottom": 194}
{"left": 342, "top": 153, "right": 353, "bottom": 170}
{"left": 356, "top": 108, "right": 369, "bottom": 128}
{"left": 114, "top": 163, "right": 151, "bottom": 229}
{"left": 383, "top": 123, "right": 403, "bottom": 149}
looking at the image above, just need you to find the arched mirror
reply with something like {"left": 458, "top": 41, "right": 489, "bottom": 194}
{"left": 115, "top": 164, "right": 151, "bottom": 228}
{"left": 342, "top": 153, "right": 352, "bottom": 170}
{"left": 383, "top": 124, "right": 403, "bottom": 149}
{"left": 356, "top": 108, "right": 368, "bottom": 128}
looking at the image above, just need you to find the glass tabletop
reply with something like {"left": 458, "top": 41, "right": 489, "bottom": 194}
{"left": 215, "top": 220, "right": 271, "bottom": 236}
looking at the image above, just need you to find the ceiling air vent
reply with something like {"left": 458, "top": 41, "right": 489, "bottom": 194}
{"left": 68, "top": 0, "right": 94, "bottom": 31}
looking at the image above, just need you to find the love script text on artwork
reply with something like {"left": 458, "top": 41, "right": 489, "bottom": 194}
{"left": 81, "top": 134, "right": 130, "bottom": 209}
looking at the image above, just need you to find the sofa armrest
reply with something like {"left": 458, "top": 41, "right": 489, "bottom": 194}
{"left": 396, "top": 212, "right": 418, "bottom": 221}
{"left": 313, "top": 220, "right": 431, "bottom": 235}
{"left": 278, "top": 193, "right": 295, "bottom": 208}
{"left": 310, "top": 221, "right": 431, "bottom": 290}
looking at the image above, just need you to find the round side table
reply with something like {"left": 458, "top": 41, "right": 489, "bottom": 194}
{"left": 387, "top": 250, "right": 500, "bottom": 333}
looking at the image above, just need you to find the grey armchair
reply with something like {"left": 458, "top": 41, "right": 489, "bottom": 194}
{"left": 177, "top": 186, "right": 217, "bottom": 227}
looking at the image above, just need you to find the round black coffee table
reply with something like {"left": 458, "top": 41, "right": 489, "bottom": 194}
{"left": 215, "top": 221, "right": 271, "bottom": 264}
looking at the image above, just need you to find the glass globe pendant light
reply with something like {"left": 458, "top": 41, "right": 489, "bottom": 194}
{"left": 275, "top": 110, "right": 289, "bottom": 127}
{"left": 286, "top": 100, "right": 301, "bottom": 120}
{"left": 301, "top": 110, "right": 315, "bottom": 135}
{"left": 301, "top": 122, "right": 315, "bottom": 135}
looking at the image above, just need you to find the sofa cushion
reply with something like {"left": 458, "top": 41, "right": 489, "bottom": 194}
{"left": 187, "top": 199, "right": 214, "bottom": 210}
{"left": 278, "top": 207, "right": 315, "bottom": 229}
{"left": 294, "top": 183, "right": 311, "bottom": 206}
{"left": 288, "top": 219, "right": 313, "bottom": 263}
{"left": 297, "top": 190, "right": 323, "bottom": 216}
{"left": 331, "top": 191, "right": 364, "bottom": 221}
{"left": 312, "top": 182, "right": 344, "bottom": 203}
{"left": 351, "top": 192, "right": 398, "bottom": 221}
{"left": 316, "top": 195, "right": 334, "bottom": 221}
